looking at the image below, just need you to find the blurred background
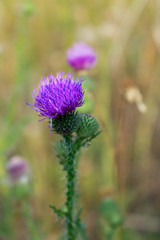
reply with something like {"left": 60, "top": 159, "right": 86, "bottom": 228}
{"left": 0, "top": 0, "right": 160, "bottom": 239}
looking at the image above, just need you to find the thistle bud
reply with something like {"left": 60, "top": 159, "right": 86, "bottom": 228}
{"left": 76, "top": 113, "right": 99, "bottom": 138}
{"left": 52, "top": 111, "right": 81, "bottom": 135}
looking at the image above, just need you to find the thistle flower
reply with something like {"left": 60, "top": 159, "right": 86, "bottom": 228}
{"left": 67, "top": 42, "right": 97, "bottom": 71}
{"left": 6, "top": 156, "right": 28, "bottom": 181}
{"left": 27, "top": 72, "right": 84, "bottom": 121}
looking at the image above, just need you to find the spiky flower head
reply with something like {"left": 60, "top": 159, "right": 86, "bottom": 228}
{"left": 76, "top": 113, "right": 99, "bottom": 138}
{"left": 67, "top": 42, "right": 97, "bottom": 71}
{"left": 27, "top": 72, "right": 84, "bottom": 123}
{"left": 52, "top": 111, "right": 81, "bottom": 135}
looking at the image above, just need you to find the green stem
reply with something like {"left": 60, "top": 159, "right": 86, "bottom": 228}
{"left": 106, "top": 227, "right": 115, "bottom": 240}
{"left": 64, "top": 135, "right": 77, "bottom": 240}
{"left": 22, "top": 201, "right": 42, "bottom": 240}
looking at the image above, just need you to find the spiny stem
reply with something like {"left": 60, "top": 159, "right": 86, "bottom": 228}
{"left": 64, "top": 135, "right": 76, "bottom": 240}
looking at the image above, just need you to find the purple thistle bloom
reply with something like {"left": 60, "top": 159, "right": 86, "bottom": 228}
{"left": 27, "top": 72, "right": 85, "bottom": 121}
{"left": 6, "top": 156, "right": 27, "bottom": 181}
{"left": 67, "top": 42, "right": 97, "bottom": 71}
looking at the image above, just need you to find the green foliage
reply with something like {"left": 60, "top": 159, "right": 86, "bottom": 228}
{"left": 54, "top": 140, "right": 67, "bottom": 165}
{"left": 23, "top": 0, "right": 35, "bottom": 16}
{"left": 10, "top": 183, "right": 31, "bottom": 200}
{"left": 100, "top": 198, "right": 123, "bottom": 240}
{"left": 80, "top": 94, "right": 94, "bottom": 114}
{"left": 22, "top": 201, "right": 43, "bottom": 240}
{"left": 0, "top": 192, "right": 15, "bottom": 239}
{"left": 101, "top": 198, "right": 123, "bottom": 228}
{"left": 50, "top": 205, "right": 66, "bottom": 219}
{"left": 80, "top": 75, "right": 95, "bottom": 114}
{"left": 82, "top": 76, "right": 95, "bottom": 93}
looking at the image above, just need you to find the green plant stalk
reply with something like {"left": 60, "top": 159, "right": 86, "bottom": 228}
{"left": 51, "top": 126, "right": 101, "bottom": 239}
{"left": 22, "top": 201, "right": 43, "bottom": 240}
{"left": 106, "top": 227, "right": 114, "bottom": 240}
{"left": 0, "top": 191, "right": 15, "bottom": 239}
{"left": 64, "top": 135, "right": 76, "bottom": 240}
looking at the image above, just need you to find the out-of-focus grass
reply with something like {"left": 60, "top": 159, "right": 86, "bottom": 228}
{"left": 0, "top": 0, "right": 160, "bottom": 239}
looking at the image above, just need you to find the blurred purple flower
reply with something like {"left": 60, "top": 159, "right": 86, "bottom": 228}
{"left": 6, "top": 156, "right": 27, "bottom": 181}
{"left": 27, "top": 72, "right": 84, "bottom": 121}
{"left": 67, "top": 42, "right": 97, "bottom": 71}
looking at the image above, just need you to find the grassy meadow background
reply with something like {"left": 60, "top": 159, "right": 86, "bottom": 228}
{"left": 0, "top": 0, "right": 160, "bottom": 239}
